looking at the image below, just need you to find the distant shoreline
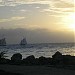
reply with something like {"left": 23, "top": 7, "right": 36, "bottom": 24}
{"left": 0, "top": 42, "right": 75, "bottom": 46}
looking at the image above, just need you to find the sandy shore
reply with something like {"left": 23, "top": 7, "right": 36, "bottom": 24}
{"left": 0, "top": 65, "right": 75, "bottom": 75}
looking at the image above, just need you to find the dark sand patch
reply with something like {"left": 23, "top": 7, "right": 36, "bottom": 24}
{"left": 0, "top": 65, "right": 75, "bottom": 75}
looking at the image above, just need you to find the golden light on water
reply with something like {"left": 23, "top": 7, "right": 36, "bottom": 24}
{"left": 62, "top": 13, "right": 75, "bottom": 31}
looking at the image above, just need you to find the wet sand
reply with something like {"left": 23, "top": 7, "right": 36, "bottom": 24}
{"left": 0, "top": 64, "right": 75, "bottom": 75}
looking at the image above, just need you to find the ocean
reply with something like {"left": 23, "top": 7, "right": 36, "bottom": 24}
{"left": 0, "top": 43, "right": 75, "bottom": 59}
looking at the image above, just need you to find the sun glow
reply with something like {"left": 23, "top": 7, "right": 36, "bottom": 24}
{"left": 62, "top": 13, "right": 75, "bottom": 31}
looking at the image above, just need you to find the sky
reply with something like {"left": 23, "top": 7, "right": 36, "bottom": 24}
{"left": 0, "top": 0, "right": 75, "bottom": 44}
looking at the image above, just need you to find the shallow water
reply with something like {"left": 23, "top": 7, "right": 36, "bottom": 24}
{"left": 0, "top": 43, "right": 75, "bottom": 59}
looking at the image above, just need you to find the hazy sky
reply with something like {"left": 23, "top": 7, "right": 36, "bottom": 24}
{"left": 0, "top": 0, "right": 75, "bottom": 44}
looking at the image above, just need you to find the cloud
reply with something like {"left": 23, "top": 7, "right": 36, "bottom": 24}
{"left": 0, "top": 0, "right": 74, "bottom": 30}
{"left": 0, "top": 16, "right": 25, "bottom": 22}
{"left": 0, "top": 0, "right": 74, "bottom": 15}
{"left": 39, "top": 0, "right": 74, "bottom": 16}
{"left": 20, "top": 9, "right": 27, "bottom": 12}
{"left": 11, "top": 16, "right": 25, "bottom": 20}
{"left": 61, "top": 0, "right": 74, "bottom": 4}
{"left": 0, "top": 0, "right": 74, "bottom": 6}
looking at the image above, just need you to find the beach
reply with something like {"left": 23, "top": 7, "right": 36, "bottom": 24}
{"left": 0, "top": 64, "right": 75, "bottom": 75}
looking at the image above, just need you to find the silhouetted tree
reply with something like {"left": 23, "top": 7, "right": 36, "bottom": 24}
{"left": 0, "top": 51, "right": 7, "bottom": 59}
{"left": 0, "top": 51, "right": 10, "bottom": 64}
